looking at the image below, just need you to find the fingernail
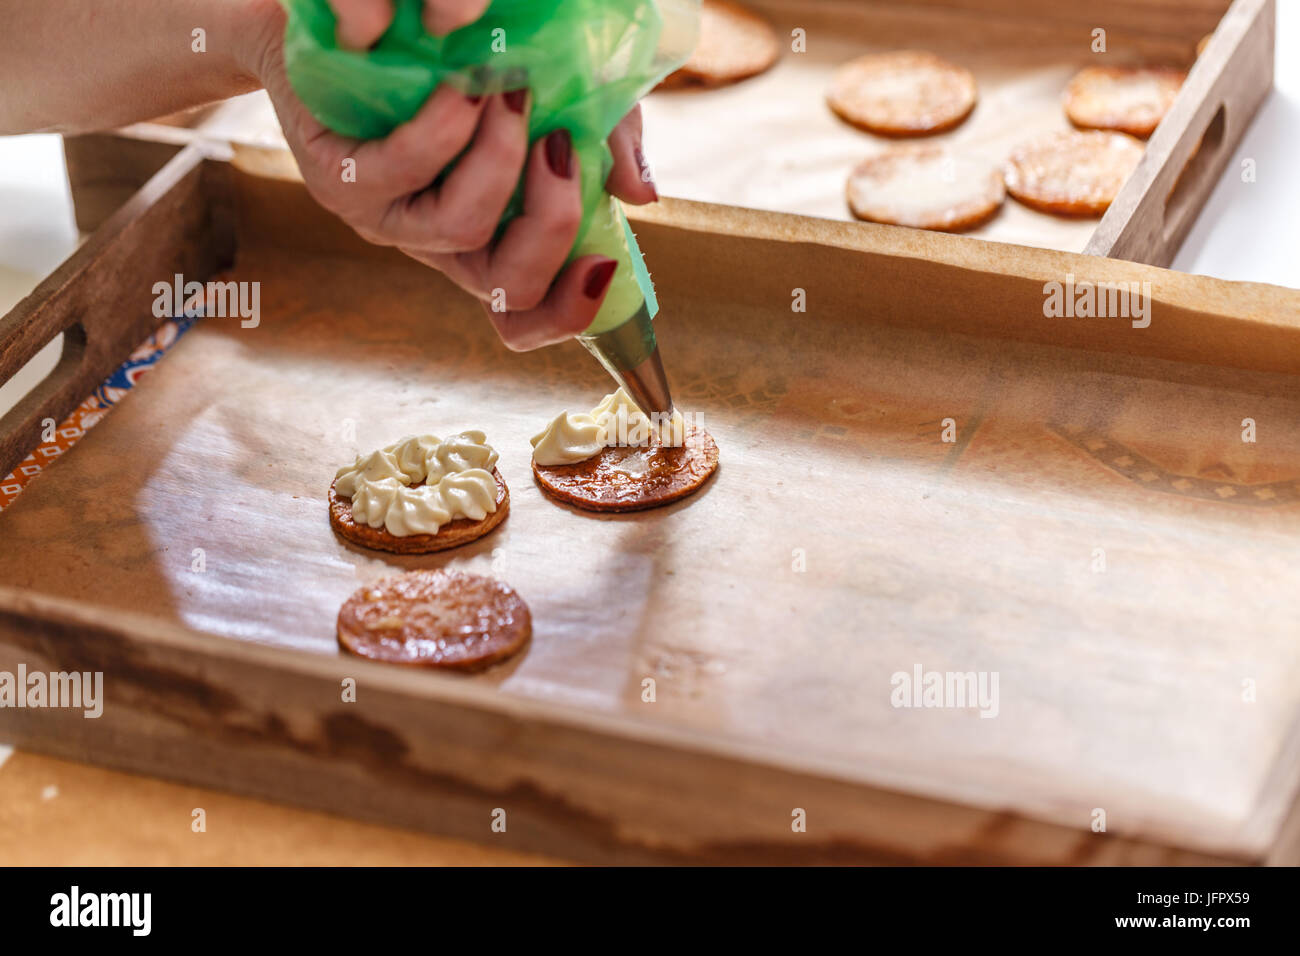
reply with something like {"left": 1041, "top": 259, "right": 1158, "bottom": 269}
{"left": 584, "top": 259, "right": 618, "bottom": 300}
{"left": 504, "top": 88, "right": 528, "bottom": 114}
{"left": 545, "top": 130, "right": 574, "bottom": 179}
{"left": 466, "top": 94, "right": 483, "bottom": 105}
{"left": 634, "top": 145, "right": 659, "bottom": 200}
{"left": 503, "top": 66, "right": 529, "bottom": 114}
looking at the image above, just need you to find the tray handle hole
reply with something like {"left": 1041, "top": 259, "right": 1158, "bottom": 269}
{"left": 0, "top": 322, "right": 87, "bottom": 433}
{"left": 1163, "top": 104, "right": 1227, "bottom": 240}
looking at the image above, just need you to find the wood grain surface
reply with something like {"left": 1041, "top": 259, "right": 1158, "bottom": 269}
{"left": 0, "top": 751, "right": 560, "bottom": 866}
{"left": 2, "top": 156, "right": 1300, "bottom": 863}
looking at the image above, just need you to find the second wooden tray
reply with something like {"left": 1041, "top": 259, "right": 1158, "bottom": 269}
{"left": 62, "top": 0, "right": 1275, "bottom": 269}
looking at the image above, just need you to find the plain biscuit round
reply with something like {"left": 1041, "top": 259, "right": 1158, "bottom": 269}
{"left": 533, "top": 423, "right": 719, "bottom": 513}
{"left": 828, "top": 50, "right": 977, "bottom": 136}
{"left": 847, "top": 146, "right": 1005, "bottom": 231}
{"left": 337, "top": 570, "right": 531, "bottom": 670}
{"left": 1003, "top": 130, "right": 1144, "bottom": 217}
{"left": 1064, "top": 65, "right": 1186, "bottom": 139}
{"left": 657, "top": 0, "right": 780, "bottom": 89}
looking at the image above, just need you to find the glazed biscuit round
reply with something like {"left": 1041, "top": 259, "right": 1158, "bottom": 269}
{"left": 1003, "top": 130, "right": 1144, "bottom": 217}
{"left": 338, "top": 570, "right": 531, "bottom": 671}
{"left": 1064, "top": 65, "right": 1186, "bottom": 139}
{"left": 827, "top": 51, "right": 977, "bottom": 136}
{"left": 533, "top": 423, "right": 719, "bottom": 513}
{"left": 658, "top": 0, "right": 780, "bottom": 89}
{"left": 847, "top": 146, "right": 1005, "bottom": 231}
{"left": 328, "top": 469, "right": 509, "bottom": 554}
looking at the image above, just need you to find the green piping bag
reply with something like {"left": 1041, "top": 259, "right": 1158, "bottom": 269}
{"left": 279, "top": 0, "right": 700, "bottom": 415}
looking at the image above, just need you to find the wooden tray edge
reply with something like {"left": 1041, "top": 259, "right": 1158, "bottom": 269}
{"left": 0, "top": 584, "right": 1271, "bottom": 864}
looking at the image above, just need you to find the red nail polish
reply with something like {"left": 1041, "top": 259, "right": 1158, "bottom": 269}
{"left": 545, "top": 130, "right": 574, "bottom": 179}
{"left": 584, "top": 259, "right": 618, "bottom": 300}
{"left": 504, "top": 89, "right": 528, "bottom": 114}
{"left": 466, "top": 94, "right": 483, "bottom": 105}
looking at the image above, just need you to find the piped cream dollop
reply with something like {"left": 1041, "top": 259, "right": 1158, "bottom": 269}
{"left": 334, "top": 448, "right": 407, "bottom": 497}
{"left": 530, "top": 412, "right": 605, "bottom": 466}
{"left": 334, "top": 431, "right": 499, "bottom": 536}
{"left": 530, "top": 388, "right": 686, "bottom": 466}
{"left": 350, "top": 478, "right": 452, "bottom": 537}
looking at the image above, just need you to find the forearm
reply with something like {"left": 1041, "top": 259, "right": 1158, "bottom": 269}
{"left": 0, "top": 0, "right": 284, "bottom": 135}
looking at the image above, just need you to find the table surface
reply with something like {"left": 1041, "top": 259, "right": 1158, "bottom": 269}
{"left": 1, "top": 4, "right": 1296, "bottom": 865}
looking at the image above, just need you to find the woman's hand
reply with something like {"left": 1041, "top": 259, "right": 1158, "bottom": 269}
{"left": 254, "top": 0, "right": 659, "bottom": 351}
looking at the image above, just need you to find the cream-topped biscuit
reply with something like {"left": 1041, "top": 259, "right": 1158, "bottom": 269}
{"left": 334, "top": 431, "right": 500, "bottom": 537}
{"left": 531, "top": 388, "right": 685, "bottom": 466}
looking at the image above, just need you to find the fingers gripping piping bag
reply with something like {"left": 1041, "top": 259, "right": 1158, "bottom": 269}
{"left": 279, "top": 0, "right": 701, "bottom": 416}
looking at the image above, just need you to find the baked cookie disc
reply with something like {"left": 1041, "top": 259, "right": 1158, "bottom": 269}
{"left": 1004, "top": 130, "right": 1144, "bottom": 217}
{"left": 329, "top": 469, "right": 509, "bottom": 555}
{"left": 658, "top": 0, "right": 780, "bottom": 89}
{"left": 1064, "top": 66, "right": 1186, "bottom": 139}
{"left": 533, "top": 423, "right": 719, "bottom": 513}
{"left": 338, "top": 570, "right": 531, "bottom": 670}
{"left": 847, "top": 146, "right": 1004, "bottom": 231}
{"left": 828, "top": 51, "right": 977, "bottom": 136}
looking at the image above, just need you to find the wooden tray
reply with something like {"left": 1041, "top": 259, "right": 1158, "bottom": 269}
{"left": 3, "top": 144, "right": 1300, "bottom": 864}
{"left": 644, "top": 0, "right": 1273, "bottom": 264}
{"left": 62, "top": 0, "right": 1274, "bottom": 268}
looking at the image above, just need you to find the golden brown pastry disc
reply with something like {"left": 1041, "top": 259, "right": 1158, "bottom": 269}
{"left": 827, "top": 50, "right": 977, "bottom": 136}
{"left": 533, "top": 423, "right": 719, "bottom": 513}
{"left": 328, "top": 469, "right": 509, "bottom": 554}
{"left": 1196, "top": 34, "right": 1213, "bottom": 58}
{"left": 1003, "top": 130, "right": 1144, "bottom": 217}
{"left": 657, "top": 0, "right": 780, "bottom": 90}
{"left": 338, "top": 570, "right": 531, "bottom": 671}
{"left": 847, "top": 146, "right": 1005, "bottom": 231}
{"left": 1064, "top": 65, "right": 1186, "bottom": 139}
